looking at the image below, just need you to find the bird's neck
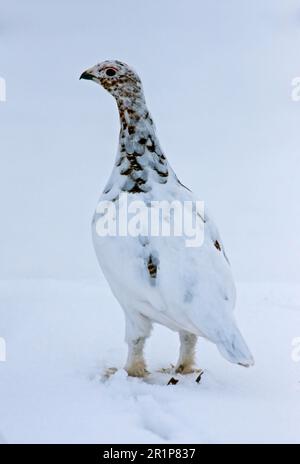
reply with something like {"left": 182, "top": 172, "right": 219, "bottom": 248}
{"left": 110, "top": 96, "right": 170, "bottom": 194}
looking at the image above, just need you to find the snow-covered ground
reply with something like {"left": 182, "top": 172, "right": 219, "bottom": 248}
{"left": 0, "top": 278, "right": 299, "bottom": 444}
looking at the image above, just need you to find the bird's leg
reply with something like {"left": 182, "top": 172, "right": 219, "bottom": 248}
{"left": 125, "top": 336, "right": 148, "bottom": 377}
{"left": 175, "top": 331, "right": 199, "bottom": 374}
{"left": 124, "top": 312, "right": 152, "bottom": 377}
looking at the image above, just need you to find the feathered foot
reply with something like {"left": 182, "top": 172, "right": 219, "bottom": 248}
{"left": 125, "top": 360, "right": 149, "bottom": 378}
{"left": 175, "top": 363, "right": 203, "bottom": 375}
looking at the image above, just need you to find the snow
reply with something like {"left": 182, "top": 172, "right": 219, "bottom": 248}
{"left": 0, "top": 279, "right": 299, "bottom": 444}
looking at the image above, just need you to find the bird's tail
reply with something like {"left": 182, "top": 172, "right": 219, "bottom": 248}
{"left": 216, "top": 321, "right": 255, "bottom": 368}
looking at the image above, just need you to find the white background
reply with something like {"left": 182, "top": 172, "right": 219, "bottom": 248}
{"left": 1, "top": 0, "right": 300, "bottom": 282}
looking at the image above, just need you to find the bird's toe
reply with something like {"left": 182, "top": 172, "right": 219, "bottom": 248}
{"left": 103, "top": 367, "right": 118, "bottom": 379}
{"left": 175, "top": 364, "right": 202, "bottom": 375}
{"left": 126, "top": 361, "right": 149, "bottom": 378}
{"left": 156, "top": 364, "right": 175, "bottom": 374}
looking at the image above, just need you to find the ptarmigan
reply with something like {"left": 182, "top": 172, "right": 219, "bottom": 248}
{"left": 80, "top": 60, "right": 254, "bottom": 378}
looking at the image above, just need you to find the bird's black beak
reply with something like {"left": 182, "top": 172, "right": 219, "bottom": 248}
{"left": 80, "top": 71, "right": 94, "bottom": 80}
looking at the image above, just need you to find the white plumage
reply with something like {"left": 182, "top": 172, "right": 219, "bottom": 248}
{"left": 80, "top": 60, "right": 254, "bottom": 377}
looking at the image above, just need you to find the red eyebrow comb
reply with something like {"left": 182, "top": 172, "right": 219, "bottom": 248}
{"left": 103, "top": 65, "right": 119, "bottom": 72}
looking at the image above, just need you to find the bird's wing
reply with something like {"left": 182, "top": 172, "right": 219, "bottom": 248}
{"left": 143, "top": 199, "right": 254, "bottom": 367}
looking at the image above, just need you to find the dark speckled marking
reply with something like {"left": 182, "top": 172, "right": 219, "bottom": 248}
{"left": 127, "top": 185, "right": 144, "bottom": 194}
{"left": 153, "top": 166, "right": 168, "bottom": 178}
{"left": 116, "top": 107, "right": 169, "bottom": 193}
{"left": 103, "top": 186, "right": 111, "bottom": 194}
{"left": 214, "top": 240, "right": 221, "bottom": 251}
{"left": 147, "top": 254, "right": 158, "bottom": 279}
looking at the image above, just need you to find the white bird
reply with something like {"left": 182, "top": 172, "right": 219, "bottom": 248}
{"left": 80, "top": 60, "right": 254, "bottom": 378}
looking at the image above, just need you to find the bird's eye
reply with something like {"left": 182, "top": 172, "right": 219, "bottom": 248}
{"left": 106, "top": 68, "right": 116, "bottom": 77}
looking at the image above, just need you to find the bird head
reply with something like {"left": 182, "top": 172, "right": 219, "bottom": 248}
{"left": 80, "top": 60, "right": 143, "bottom": 101}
